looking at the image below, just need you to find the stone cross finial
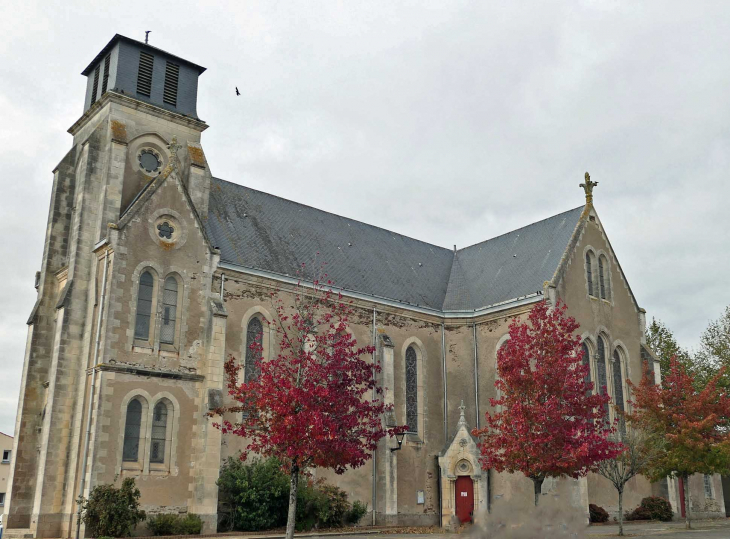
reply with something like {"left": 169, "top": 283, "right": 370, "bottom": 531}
{"left": 579, "top": 172, "right": 598, "bottom": 205}
{"left": 458, "top": 400, "right": 467, "bottom": 426}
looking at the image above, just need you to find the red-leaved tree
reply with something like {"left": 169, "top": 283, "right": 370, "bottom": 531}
{"left": 211, "top": 273, "right": 405, "bottom": 538}
{"left": 473, "top": 300, "right": 623, "bottom": 506}
{"left": 628, "top": 357, "right": 730, "bottom": 529}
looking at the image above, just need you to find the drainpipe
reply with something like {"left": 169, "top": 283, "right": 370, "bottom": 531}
{"left": 436, "top": 455, "right": 442, "bottom": 527}
{"left": 473, "top": 323, "right": 480, "bottom": 430}
{"left": 371, "top": 307, "right": 377, "bottom": 526}
{"left": 220, "top": 272, "right": 225, "bottom": 300}
{"left": 442, "top": 323, "right": 447, "bottom": 442}
{"left": 76, "top": 249, "right": 109, "bottom": 539}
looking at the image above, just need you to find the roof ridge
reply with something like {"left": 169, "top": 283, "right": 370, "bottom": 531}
{"left": 211, "top": 177, "right": 454, "bottom": 253}
{"left": 457, "top": 206, "right": 585, "bottom": 252}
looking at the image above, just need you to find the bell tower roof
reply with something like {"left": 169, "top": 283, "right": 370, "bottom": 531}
{"left": 80, "top": 34, "right": 206, "bottom": 119}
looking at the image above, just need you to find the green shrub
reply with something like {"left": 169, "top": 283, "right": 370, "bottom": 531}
{"left": 146, "top": 513, "right": 203, "bottom": 536}
{"left": 146, "top": 514, "right": 179, "bottom": 536}
{"left": 178, "top": 514, "right": 203, "bottom": 535}
{"left": 77, "top": 478, "right": 146, "bottom": 537}
{"left": 626, "top": 496, "right": 673, "bottom": 522}
{"left": 589, "top": 504, "right": 609, "bottom": 523}
{"left": 217, "top": 457, "right": 290, "bottom": 531}
{"left": 345, "top": 501, "right": 368, "bottom": 525}
{"left": 217, "top": 457, "right": 367, "bottom": 532}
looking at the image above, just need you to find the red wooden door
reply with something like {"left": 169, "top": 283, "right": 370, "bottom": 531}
{"left": 455, "top": 476, "right": 474, "bottom": 523}
{"left": 678, "top": 477, "right": 686, "bottom": 518}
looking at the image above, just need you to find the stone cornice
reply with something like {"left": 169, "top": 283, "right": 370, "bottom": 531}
{"left": 68, "top": 91, "right": 209, "bottom": 136}
{"left": 94, "top": 363, "right": 205, "bottom": 381}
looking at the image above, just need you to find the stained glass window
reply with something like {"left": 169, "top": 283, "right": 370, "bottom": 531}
{"left": 600, "top": 255, "right": 611, "bottom": 300}
{"left": 598, "top": 256, "right": 606, "bottom": 299}
{"left": 245, "top": 317, "right": 263, "bottom": 383}
{"left": 586, "top": 253, "right": 594, "bottom": 296}
{"left": 612, "top": 349, "right": 626, "bottom": 434}
{"left": 122, "top": 399, "right": 142, "bottom": 462}
{"left": 150, "top": 402, "right": 168, "bottom": 464}
{"left": 581, "top": 342, "right": 592, "bottom": 390}
{"left": 405, "top": 346, "right": 418, "bottom": 433}
{"left": 596, "top": 337, "right": 609, "bottom": 418}
{"left": 160, "top": 276, "right": 178, "bottom": 344}
{"left": 157, "top": 221, "right": 174, "bottom": 239}
{"left": 134, "top": 271, "right": 154, "bottom": 340}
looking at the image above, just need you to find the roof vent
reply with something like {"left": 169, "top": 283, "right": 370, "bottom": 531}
{"left": 90, "top": 64, "right": 100, "bottom": 105}
{"left": 136, "top": 51, "right": 154, "bottom": 97}
{"left": 101, "top": 54, "right": 110, "bottom": 95}
{"left": 163, "top": 62, "right": 179, "bottom": 106}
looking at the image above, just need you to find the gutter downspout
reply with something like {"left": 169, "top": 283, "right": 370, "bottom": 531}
{"left": 371, "top": 307, "right": 377, "bottom": 526}
{"left": 441, "top": 323, "right": 447, "bottom": 442}
{"left": 473, "top": 323, "right": 479, "bottom": 430}
{"left": 76, "top": 249, "right": 109, "bottom": 539}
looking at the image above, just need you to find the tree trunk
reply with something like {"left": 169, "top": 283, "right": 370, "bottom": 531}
{"left": 683, "top": 474, "right": 691, "bottom": 529}
{"left": 286, "top": 464, "right": 299, "bottom": 539}
{"left": 532, "top": 476, "right": 544, "bottom": 506}
{"left": 617, "top": 488, "right": 624, "bottom": 537}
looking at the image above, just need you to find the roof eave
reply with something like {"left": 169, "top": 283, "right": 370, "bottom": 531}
{"left": 217, "top": 261, "right": 543, "bottom": 319}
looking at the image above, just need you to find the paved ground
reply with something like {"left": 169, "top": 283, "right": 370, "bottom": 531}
{"left": 299, "top": 519, "right": 730, "bottom": 538}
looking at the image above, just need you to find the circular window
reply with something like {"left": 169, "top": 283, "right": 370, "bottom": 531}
{"left": 138, "top": 149, "right": 162, "bottom": 174}
{"left": 150, "top": 214, "right": 185, "bottom": 249}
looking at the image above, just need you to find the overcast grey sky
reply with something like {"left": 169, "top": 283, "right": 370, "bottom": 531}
{"left": 1, "top": 1, "right": 729, "bottom": 436}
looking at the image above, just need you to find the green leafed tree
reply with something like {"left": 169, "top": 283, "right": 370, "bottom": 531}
{"left": 696, "top": 306, "right": 730, "bottom": 388}
{"left": 645, "top": 318, "right": 693, "bottom": 377}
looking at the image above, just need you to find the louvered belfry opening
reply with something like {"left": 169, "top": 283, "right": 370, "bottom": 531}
{"left": 137, "top": 51, "right": 154, "bottom": 97}
{"left": 91, "top": 64, "right": 100, "bottom": 105}
{"left": 163, "top": 61, "right": 179, "bottom": 106}
{"left": 101, "top": 54, "right": 110, "bottom": 95}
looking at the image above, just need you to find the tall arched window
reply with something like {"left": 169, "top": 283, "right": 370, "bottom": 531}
{"left": 134, "top": 271, "right": 155, "bottom": 340}
{"left": 581, "top": 342, "right": 592, "bottom": 389}
{"left": 612, "top": 349, "right": 626, "bottom": 432}
{"left": 596, "top": 337, "right": 609, "bottom": 417}
{"left": 405, "top": 346, "right": 418, "bottom": 433}
{"left": 160, "top": 276, "right": 178, "bottom": 344}
{"left": 586, "top": 253, "right": 595, "bottom": 297}
{"left": 244, "top": 317, "right": 263, "bottom": 383}
{"left": 122, "top": 399, "right": 142, "bottom": 462}
{"left": 150, "top": 402, "right": 168, "bottom": 464}
{"left": 599, "top": 255, "right": 610, "bottom": 300}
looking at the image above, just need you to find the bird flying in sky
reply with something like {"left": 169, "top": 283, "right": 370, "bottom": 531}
{"left": 235, "top": 87, "right": 240, "bottom": 96}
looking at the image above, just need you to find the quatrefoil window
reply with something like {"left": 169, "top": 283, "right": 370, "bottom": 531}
{"left": 157, "top": 221, "right": 174, "bottom": 239}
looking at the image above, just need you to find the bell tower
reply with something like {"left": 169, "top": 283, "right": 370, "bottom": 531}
{"left": 5, "top": 35, "right": 213, "bottom": 538}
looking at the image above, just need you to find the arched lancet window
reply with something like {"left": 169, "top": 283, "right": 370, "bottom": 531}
{"left": 581, "top": 342, "right": 592, "bottom": 389}
{"left": 586, "top": 253, "right": 595, "bottom": 297}
{"left": 596, "top": 337, "right": 609, "bottom": 417}
{"left": 612, "top": 349, "right": 626, "bottom": 432}
{"left": 405, "top": 346, "right": 418, "bottom": 433}
{"left": 122, "top": 399, "right": 142, "bottom": 462}
{"left": 160, "top": 276, "right": 178, "bottom": 344}
{"left": 599, "top": 255, "right": 610, "bottom": 300}
{"left": 244, "top": 317, "right": 263, "bottom": 383}
{"left": 135, "top": 271, "right": 155, "bottom": 340}
{"left": 150, "top": 402, "right": 168, "bottom": 464}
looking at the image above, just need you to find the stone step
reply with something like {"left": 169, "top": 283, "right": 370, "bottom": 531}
{"left": 3, "top": 529, "right": 34, "bottom": 538}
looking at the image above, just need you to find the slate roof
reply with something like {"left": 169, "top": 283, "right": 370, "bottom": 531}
{"left": 206, "top": 177, "right": 584, "bottom": 312}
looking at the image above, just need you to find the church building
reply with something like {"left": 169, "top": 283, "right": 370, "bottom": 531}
{"left": 4, "top": 34, "right": 727, "bottom": 537}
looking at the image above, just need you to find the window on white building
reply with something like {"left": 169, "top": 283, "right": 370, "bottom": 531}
{"left": 1, "top": 450, "right": 10, "bottom": 463}
{"left": 704, "top": 474, "right": 715, "bottom": 499}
